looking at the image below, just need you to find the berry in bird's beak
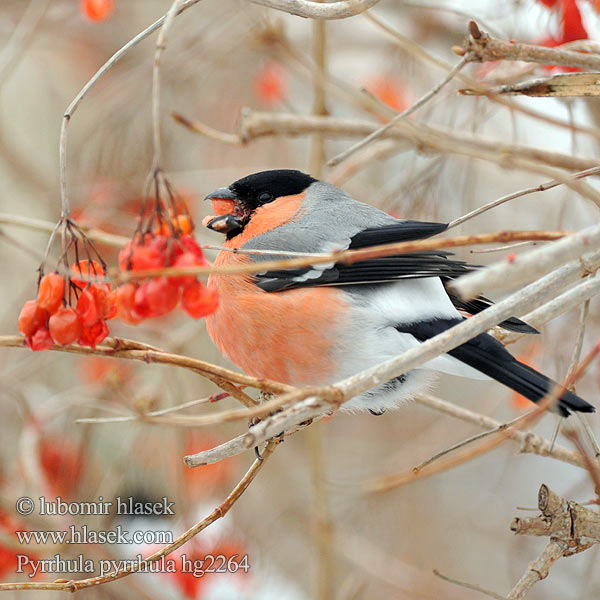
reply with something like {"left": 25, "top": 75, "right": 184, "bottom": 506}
{"left": 211, "top": 198, "right": 237, "bottom": 216}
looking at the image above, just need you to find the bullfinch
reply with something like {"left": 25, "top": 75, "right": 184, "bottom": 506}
{"left": 202, "top": 169, "right": 594, "bottom": 417}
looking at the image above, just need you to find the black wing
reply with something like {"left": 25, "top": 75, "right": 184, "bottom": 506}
{"left": 256, "top": 220, "right": 463, "bottom": 291}
{"left": 254, "top": 219, "right": 536, "bottom": 334}
{"left": 349, "top": 221, "right": 449, "bottom": 248}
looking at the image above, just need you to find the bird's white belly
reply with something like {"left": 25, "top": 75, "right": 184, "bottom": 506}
{"left": 329, "top": 278, "right": 488, "bottom": 412}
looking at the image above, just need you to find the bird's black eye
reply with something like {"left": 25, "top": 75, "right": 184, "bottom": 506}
{"left": 257, "top": 192, "right": 273, "bottom": 204}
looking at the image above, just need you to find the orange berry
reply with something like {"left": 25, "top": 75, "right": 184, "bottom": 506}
{"left": 70, "top": 260, "right": 103, "bottom": 289}
{"left": 18, "top": 300, "right": 46, "bottom": 337}
{"left": 81, "top": 0, "right": 114, "bottom": 22}
{"left": 115, "top": 283, "right": 143, "bottom": 325}
{"left": 181, "top": 282, "right": 219, "bottom": 319}
{"left": 253, "top": 61, "right": 286, "bottom": 105}
{"left": 172, "top": 215, "right": 193, "bottom": 235}
{"left": 37, "top": 273, "right": 65, "bottom": 314}
{"left": 49, "top": 307, "right": 82, "bottom": 346}
{"left": 106, "top": 289, "right": 118, "bottom": 320}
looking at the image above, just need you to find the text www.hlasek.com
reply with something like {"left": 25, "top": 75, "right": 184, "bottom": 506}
{"left": 15, "top": 525, "right": 173, "bottom": 545}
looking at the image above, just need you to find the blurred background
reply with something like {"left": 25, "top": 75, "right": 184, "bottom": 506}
{"left": 1, "top": 0, "right": 600, "bottom": 598}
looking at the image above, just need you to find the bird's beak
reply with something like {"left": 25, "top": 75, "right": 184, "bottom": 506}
{"left": 202, "top": 214, "right": 244, "bottom": 235}
{"left": 203, "top": 187, "right": 242, "bottom": 234}
{"left": 204, "top": 187, "right": 238, "bottom": 218}
{"left": 204, "top": 187, "right": 236, "bottom": 202}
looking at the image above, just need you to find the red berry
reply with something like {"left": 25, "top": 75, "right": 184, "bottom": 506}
{"left": 181, "top": 236, "right": 207, "bottom": 264}
{"left": 78, "top": 320, "right": 109, "bottom": 349}
{"left": 133, "top": 282, "right": 160, "bottom": 319}
{"left": 170, "top": 253, "right": 198, "bottom": 287}
{"left": 130, "top": 245, "right": 166, "bottom": 271}
{"left": 143, "top": 277, "right": 180, "bottom": 317}
{"left": 181, "top": 282, "right": 219, "bottom": 319}
{"left": 71, "top": 260, "right": 103, "bottom": 289}
{"left": 18, "top": 300, "right": 46, "bottom": 336}
{"left": 561, "top": 0, "right": 587, "bottom": 43}
{"left": 49, "top": 307, "right": 82, "bottom": 346}
{"left": 76, "top": 289, "right": 99, "bottom": 327}
{"left": 89, "top": 284, "right": 112, "bottom": 320}
{"left": 25, "top": 327, "right": 54, "bottom": 352}
{"left": 37, "top": 273, "right": 65, "bottom": 314}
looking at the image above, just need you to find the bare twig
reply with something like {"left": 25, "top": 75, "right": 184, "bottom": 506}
{"left": 461, "top": 20, "right": 600, "bottom": 72}
{"left": 247, "top": 0, "right": 381, "bottom": 19}
{"left": 327, "top": 56, "right": 468, "bottom": 166}
{"left": 363, "top": 12, "right": 600, "bottom": 143}
{"left": 151, "top": 0, "right": 186, "bottom": 171}
{"left": 497, "top": 272, "right": 600, "bottom": 345}
{"left": 433, "top": 570, "right": 506, "bottom": 600}
{"left": 0, "top": 335, "right": 290, "bottom": 397}
{"left": 450, "top": 223, "right": 600, "bottom": 301}
{"left": 175, "top": 109, "right": 600, "bottom": 174}
{"left": 59, "top": 0, "right": 204, "bottom": 218}
{"left": 507, "top": 540, "right": 568, "bottom": 600}
{"left": 186, "top": 255, "right": 600, "bottom": 465}
{"left": 448, "top": 166, "right": 600, "bottom": 229}
{"left": 0, "top": 212, "right": 128, "bottom": 248}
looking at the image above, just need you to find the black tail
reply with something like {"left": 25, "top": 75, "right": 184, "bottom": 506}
{"left": 399, "top": 318, "right": 595, "bottom": 417}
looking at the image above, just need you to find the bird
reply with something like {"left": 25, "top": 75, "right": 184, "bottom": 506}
{"left": 202, "top": 169, "right": 594, "bottom": 417}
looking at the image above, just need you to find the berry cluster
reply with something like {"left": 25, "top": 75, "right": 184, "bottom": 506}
{"left": 18, "top": 175, "right": 217, "bottom": 352}
{"left": 115, "top": 232, "right": 218, "bottom": 324}
{"left": 18, "top": 260, "right": 116, "bottom": 351}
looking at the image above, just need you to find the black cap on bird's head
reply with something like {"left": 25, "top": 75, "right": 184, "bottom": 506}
{"left": 203, "top": 169, "right": 316, "bottom": 237}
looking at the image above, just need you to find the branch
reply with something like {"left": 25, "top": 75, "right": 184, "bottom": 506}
{"left": 0, "top": 335, "right": 292, "bottom": 397}
{"left": 448, "top": 166, "right": 600, "bottom": 229}
{"left": 0, "top": 212, "right": 128, "bottom": 248}
{"left": 495, "top": 271, "right": 600, "bottom": 345}
{"left": 414, "top": 394, "right": 587, "bottom": 470}
{"left": 327, "top": 56, "right": 468, "bottom": 166}
{"left": 450, "top": 222, "right": 600, "bottom": 301}
{"left": 460, "top": 20, "right": 600, "bottom": 72}
{"left": 175, "top": 109, "right": 600, "bottom": 174}
{"left": 59, "top": 0, "right": 203, "bottom": 218}
{"left": 506, "top": 540, "right": 568, "bottom": 600}
{"left": 507, "top": 484, "right": 600, "bottom": 599}
{"left": 247, "top": 0, "right": 381, "bottom": 19}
